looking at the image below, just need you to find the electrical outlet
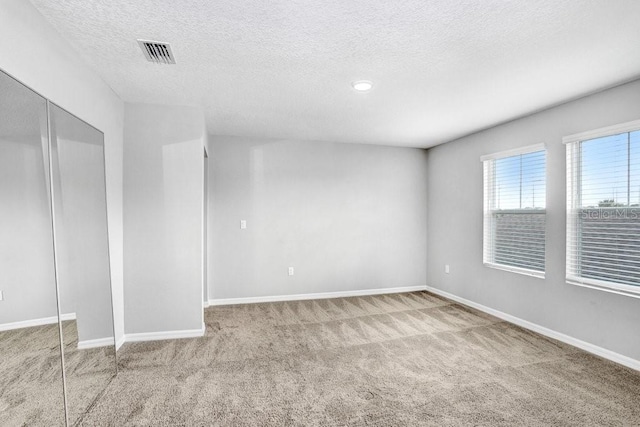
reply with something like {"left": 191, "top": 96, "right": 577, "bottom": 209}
{"left": 0, "top": 290, "right": 4, "bottom": 301}
{"left": 445, "top": 265, "right": 450, "bottom": 274}
{"left": 288, "top": 267, "right": 294, "bottom": 276}
{"left": 240, "top": 220, "right": 247, "bottom": 229}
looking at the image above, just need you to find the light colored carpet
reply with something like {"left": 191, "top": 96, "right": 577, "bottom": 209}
{"left": 0, "top": 320, "right": 116, "bottom": 427}
{"left": 82, "top": 291, "right": 640, "bottom": 426}
{"left": 0, "top": 322, "right": 66, "bottom": 426}
{"left": 60, "top": 320, "right": 117, "bottom": 426}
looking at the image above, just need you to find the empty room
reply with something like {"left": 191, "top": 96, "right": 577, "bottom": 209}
{"left": 1, "top": 0, "right": 640, "bottom": 425}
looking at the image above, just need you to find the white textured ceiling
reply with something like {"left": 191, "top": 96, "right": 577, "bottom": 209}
{"left": 29, "top": 0, "right": 640, "bottom": 148}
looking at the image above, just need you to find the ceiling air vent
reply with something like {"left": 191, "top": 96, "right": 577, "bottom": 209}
{"left": 137, "top": 39, "right": 176, "bottom": 64}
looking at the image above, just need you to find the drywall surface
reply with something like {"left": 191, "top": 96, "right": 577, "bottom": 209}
{"left": 0, "top": 0, "right": 125, "bottom": 342}
{"left": 209, "top": 136, "right": 428, "bottom": 300}
{"left": 124, "top": 103, "right": 206, "bottom": 334}
{"left": 427, "top": 78, "right": 640, "bottom": 361}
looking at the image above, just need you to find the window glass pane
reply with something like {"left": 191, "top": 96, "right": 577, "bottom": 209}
{"left": 494, "top": 155, "right": 521, "bottom": 209}
{"left": 521, "top": 151, "right": 546, "bottom": 209}
{"left": 569, "top": 129, "right": 640, "bottom": 289}
{"left": 484, "top": 148, "right": 546, "bottom": 275}
{"left": 494, "top": 151, "right": 546, "bottom": 210}
{"left": 581, "top": 133, "right": 628, "bottom": 207}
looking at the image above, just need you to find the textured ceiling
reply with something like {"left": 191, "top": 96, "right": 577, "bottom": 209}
{"left": 29, "top": 0, "right": 640, "bottom": 148}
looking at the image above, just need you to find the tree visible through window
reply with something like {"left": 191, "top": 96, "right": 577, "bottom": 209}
{"left": 483, "top": 146, "right": 546, "bottom": 276}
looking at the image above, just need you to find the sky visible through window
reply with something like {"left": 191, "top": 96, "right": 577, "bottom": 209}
{"left": 581, "top": 131, "right": 640, "bottom": 207}
{"left": 494, "top": 151, "right": 546, "bottom": 210}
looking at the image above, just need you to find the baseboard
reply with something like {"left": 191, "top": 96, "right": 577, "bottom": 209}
{"left": 115, "top": 335, "right": 126, "bottom": 351}
{"left": 207, "top": 286, "right": 427, "bottom": 307}
{"left": 0, "top": 312, "right": 76, "bottom": 332}
{"left": 59, "top": 312, "right": 76, "bottom": 322}
{"left": 425, "top": 285, "right": 640, "bottom": 372}
{"left": 77, "top": 336, "right": 115, "bottom": 350}
{"left": 124, "top": 322, "right": 206, "bottom": 344}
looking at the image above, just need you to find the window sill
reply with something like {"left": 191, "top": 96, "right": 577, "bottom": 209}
{"left": 566, "top": 277, "right": 640, "bottom": 300}
{"left": 484, "top": 262, "right": 545, "bottom": 279}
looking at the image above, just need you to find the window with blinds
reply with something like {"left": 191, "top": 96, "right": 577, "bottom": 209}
{"left": 482, "top": 144, "right": 546, "bottom": 277}
{"left": 565, "top": 120, "right": 640, "bottom": 298}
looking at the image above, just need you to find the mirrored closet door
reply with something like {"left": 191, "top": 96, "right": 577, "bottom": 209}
{"left": 0, "top": 65, "right": 66, "bottom": 427}
{"left": 0, "top": 69, "right": 116, "bottom": 427}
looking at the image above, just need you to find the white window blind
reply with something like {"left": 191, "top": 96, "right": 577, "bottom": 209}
{"left": 482, "top": 145, "right": 546, "bottom": 277}
{"left": 565, "top": 121, "right": 640, "bottom": 298}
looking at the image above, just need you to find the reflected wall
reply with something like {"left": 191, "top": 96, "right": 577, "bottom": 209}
{"left": 50, "top": 103, "right": 116, "bottom": 425}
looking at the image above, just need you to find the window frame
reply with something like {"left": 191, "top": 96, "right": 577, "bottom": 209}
{"left": 481, "top": 143, "right": 547, "bottom": 279}
{"left": 563, "top": 119, "right": 640, "bottom": 299}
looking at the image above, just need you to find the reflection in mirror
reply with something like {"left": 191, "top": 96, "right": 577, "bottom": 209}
{"left": 49, "top": 104, "right": 117, "bottom": 425}
{"left": 0, "top": 71, "right": 66, "bottom": 425}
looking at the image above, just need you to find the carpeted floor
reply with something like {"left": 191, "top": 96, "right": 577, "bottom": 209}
{"left": 0, "top": 320, "right": 116, "bottom": 427}
{"left": 0, "top": 322, "right": 66, "bottom": 426}
{"left": 61, "top": 320, "right": 117, "bottom": 426}
{"left": 81, "top": 291, "right": 640, "bottom": 426}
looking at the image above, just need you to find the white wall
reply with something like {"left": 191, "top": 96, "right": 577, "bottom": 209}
{"left": 123, "top": 103, "right": 206, "bottom": 334}
{"left": 427, "top": 78, "right": 640, "bottom": 362}
{"left": 209, "top": 136, "right": 428, "bottom": 300}
{"left": 0, "top": 0, "right": 125, "bottom": 342}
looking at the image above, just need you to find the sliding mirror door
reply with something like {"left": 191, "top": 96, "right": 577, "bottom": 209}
{"left": 48, "top": 103, "right": 116, "bottom": 425}
{"left": 0, "top": 72, "right": 66, "bottom": 425}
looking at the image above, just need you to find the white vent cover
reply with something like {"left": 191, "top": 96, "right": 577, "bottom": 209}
{"left": 137, "top": 39, "right": 175, "bottom": 64}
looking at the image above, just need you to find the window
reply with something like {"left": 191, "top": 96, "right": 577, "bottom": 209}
{"left": 482, "top": 144, "right": 546, "bottom": 277}
{"left": 565, "top": 120, "right": 640, "bottom": 298}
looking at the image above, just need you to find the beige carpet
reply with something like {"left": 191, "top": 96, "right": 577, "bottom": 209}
{"left": 0, "top": 322, "right": 66, "bottom": 426}
{"left": 82, "top": 291, "right": 640, "bottom": 426}
{"left": 60, "top": 320, "right": 117, "bottom": 426}
{"left": 0, "top": 320, "right": 116, "bottom": 427}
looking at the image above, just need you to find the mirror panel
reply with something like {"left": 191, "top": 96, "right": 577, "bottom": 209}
{"left": 49, "top": 103, "right": 116, "bottom": 425}
{"left": 0, "top": 71, "right": 66, "bottom": 425}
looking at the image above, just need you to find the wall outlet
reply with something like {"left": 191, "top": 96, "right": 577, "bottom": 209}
{"left": 288, "top": 267, "right": 294, "bottom": 276}
{"left": 445, "top": 265, "right": 450, "bottom": 274}
{"left": 0, "top": 290, "right": 3, "bottom": 301}
{"left": 240, "top": 220, "right": 247, "bottom": 229}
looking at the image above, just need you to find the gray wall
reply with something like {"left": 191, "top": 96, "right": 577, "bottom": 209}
{"left": 209, "top": 136, "right": 428, "bottom": 300}
{"left": 427, "top": 78, "right": 640, "bottom": 361}
{"left": 124, "top": 103, "right": 206, "bottom": 334}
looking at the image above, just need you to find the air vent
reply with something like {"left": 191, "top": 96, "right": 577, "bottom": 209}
{"left": 137, "top": 39, "right": 176, "bottom": 64}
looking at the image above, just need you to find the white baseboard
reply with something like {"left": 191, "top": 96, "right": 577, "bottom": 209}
{"left": 0, "top": 312, "right": 76, "bottom": 332}
{"left": 77, "top": 336, "right": 115, "bottom": 350}
{"left": 59, "top": 312, "right": 76, "bottom": 322}
{"left": 115, "top": 335, "right": 126, "bottom": 351}
{"left": 207, "top": 286, "right": 427, "bottom": 307}
{"left": 425, "top": 285, "right": 640, "bottom": 372}
{"left": 123, "top": 322, "right": 206, "bottom": 344}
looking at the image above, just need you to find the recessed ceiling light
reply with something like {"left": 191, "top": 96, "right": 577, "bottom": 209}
{"left": 352, "top": 80, "right": 373, "bottom": 92}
